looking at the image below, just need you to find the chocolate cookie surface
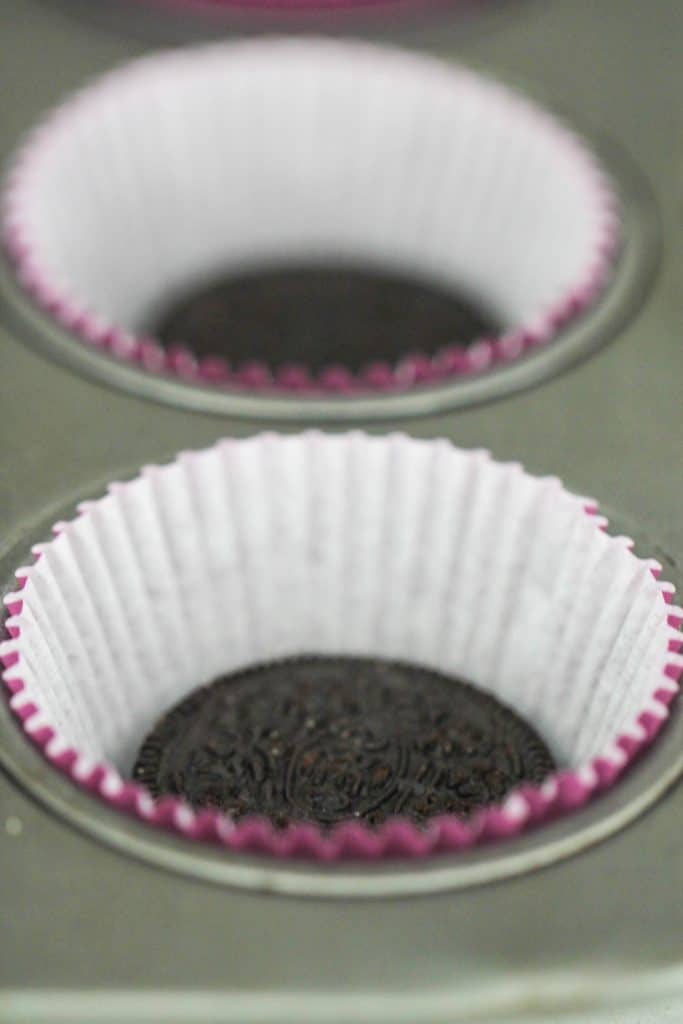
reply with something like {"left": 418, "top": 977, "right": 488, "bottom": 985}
{"left": 153, "top": 264, "right": 499, "bottom": 372}
{"left": 133, "top": 657, "right": 555, "bottom": 827}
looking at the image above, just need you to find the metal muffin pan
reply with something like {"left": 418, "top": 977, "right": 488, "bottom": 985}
{"left": 2, "top": 0, "right": 683, "bottom": 1021}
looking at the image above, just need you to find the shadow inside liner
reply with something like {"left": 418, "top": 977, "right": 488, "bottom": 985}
{"left": 152, "top": 264, "right": 500, "bottom": 372}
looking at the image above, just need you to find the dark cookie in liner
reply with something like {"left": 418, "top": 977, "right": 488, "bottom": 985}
{"left": 133, "top": 657, "right": 555, "bottom": 827}
{"left": 153, "top": 265, "right": 499, "bottom": 372}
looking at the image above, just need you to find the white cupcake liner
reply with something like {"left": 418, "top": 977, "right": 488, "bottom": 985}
{"left": 1, "top": 434, "right": 680, "bottom": 861}
{"left": 2, "top": 39, "right": 618, "bottom": 397}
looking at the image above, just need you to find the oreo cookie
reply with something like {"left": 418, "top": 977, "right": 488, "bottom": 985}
{"left": 133, "top": 657, "right": 555, "bottom": 827}
{"left": 153, "top": 264, "right": 499, "bottom": 372}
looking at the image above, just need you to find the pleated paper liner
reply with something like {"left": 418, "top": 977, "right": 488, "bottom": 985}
{"left": 1, "top": 434, "right": 680, "bottom": 861}
{"left": 2, "top": 39, "right": 618, "bottom": 397}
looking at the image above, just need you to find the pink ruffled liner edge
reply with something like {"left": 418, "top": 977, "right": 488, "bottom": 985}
{"left": 0, "top": 476, "right": 680, "bottom": 861}
{"left": 1, "top": 53, "right": 620, "bottom": 398}
{"left": 129, "top": 0, "right": 469, "bottom": 11}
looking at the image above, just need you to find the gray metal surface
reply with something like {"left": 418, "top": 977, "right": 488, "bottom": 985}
{"left": 1, "top": 0, "right": 683, "bottom": 1020}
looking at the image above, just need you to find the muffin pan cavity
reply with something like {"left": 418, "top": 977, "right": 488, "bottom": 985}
{"left": 1, "top": 435, "right": 680, "bottom": 891}
{"left": 1, "top": 38, "right": 637, "bottom": 419}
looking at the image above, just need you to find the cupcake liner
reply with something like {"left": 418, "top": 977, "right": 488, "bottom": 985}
{"left": 1, "top": 434, "right": 680, "bottom": 862}
{"left": 2, "top": 39, "right": 619, "bottom": 397}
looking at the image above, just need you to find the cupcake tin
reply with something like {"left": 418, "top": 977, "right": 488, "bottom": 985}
{"left": 2, "top": 0, "right": 683, "bottom": 1022}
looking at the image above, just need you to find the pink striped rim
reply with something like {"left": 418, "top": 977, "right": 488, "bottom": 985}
{"left": 0, "top": 494, "right": 679, "bottom": 861}
{"left": 0, "top": 48, "right": 620, "bottom": 399}
{"left": 128, "top": 0, "right": 480, "bottom": 12}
